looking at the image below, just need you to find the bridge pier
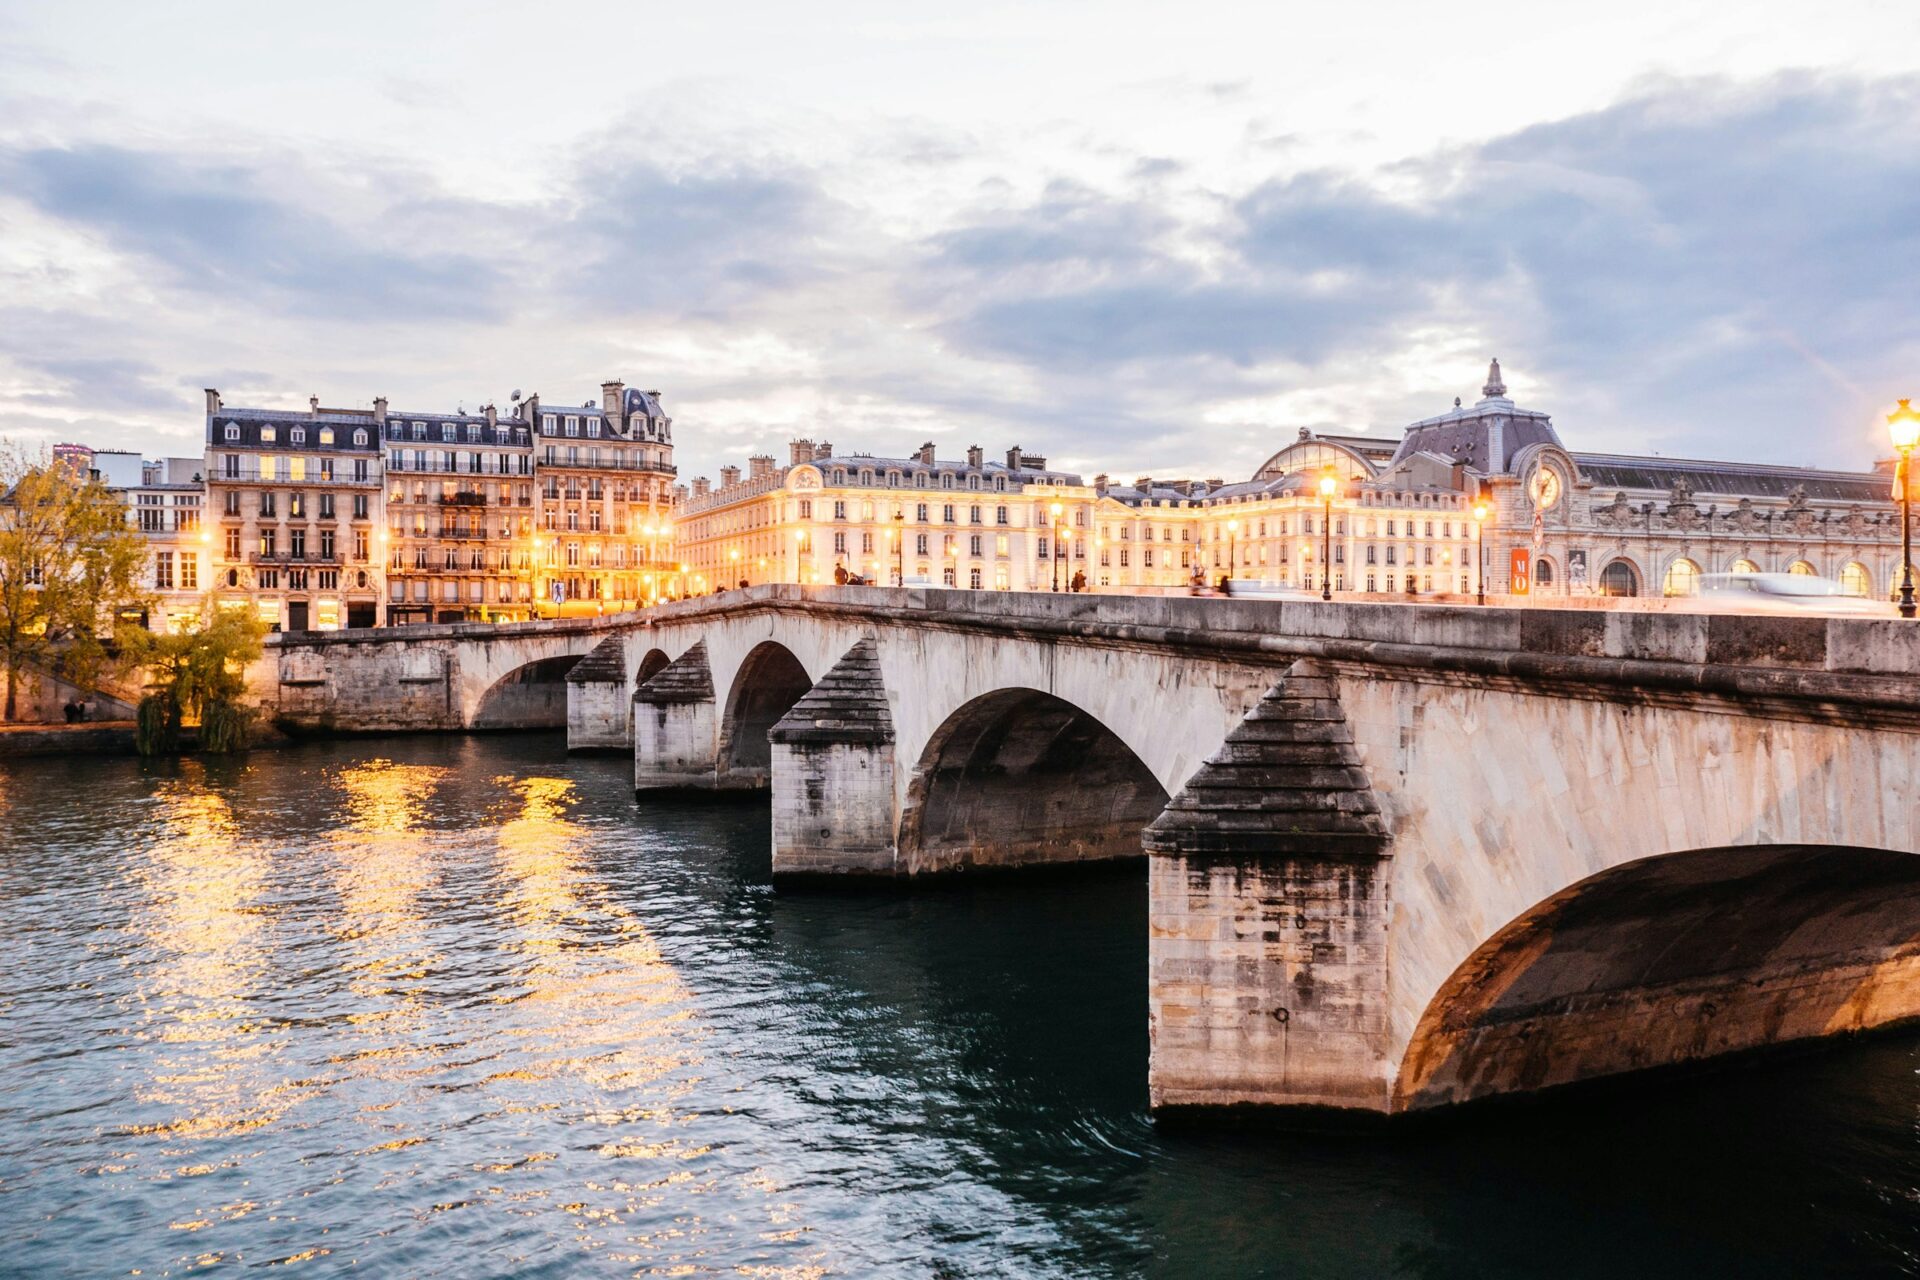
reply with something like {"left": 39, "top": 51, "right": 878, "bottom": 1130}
{"left": 1145, "top": 662, "right": 1397, "bottom": 1116}
{"left": 566, "top": 635, "right": 632, "bottom": 754}
{"left": 768, "top": 641, "right": 898, "bottom": 877}
{"left": 633, "top": 641, "right": 722, "bottom": 791}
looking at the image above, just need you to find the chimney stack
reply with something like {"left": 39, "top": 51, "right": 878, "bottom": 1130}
{"left": 1094, "top": 472, "right": 1109, "bottom": 495}
{"left": 309, "top": 395, "right": 320, "bottom": 419}
{"left": 790, "top": 439, "right": 815, "bottom": 466}
{"left": 813, "top": 441, "right": 834, "bottom": 461}
{"left": 601, "top": 380, "right": 625, "bottom": 421}
{"left": 372, "top": 396, "right": 388, "bottom": 426}
{"left": 1136, "top": 475, "right": 1152, "bottom": 492}
{"left": 720, "top": 465, "right": 741, "bottom": 488}
{"left": 748, "top": 453, "right": 774, "bottom": 480}
{"left": 204, "top": 388, "right": 222, "bottom": 415}
{"left": 917, "top": 441, "right": 937, "bottom": 465}
{"left": 966, "top": 444, "right": 983, "bottom": 468}
{"left": 1006, "top": 446, "right": 1024, "bottom": 471}
{"left": 692, "top": 476, "right": 711, "bottom": 498}
{"left": 484, "top": 403, "right": 497, "bottom": 427}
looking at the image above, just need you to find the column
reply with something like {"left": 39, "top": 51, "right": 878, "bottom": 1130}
{"left": 768, "top": 639, "right": 896, "bottom": 877}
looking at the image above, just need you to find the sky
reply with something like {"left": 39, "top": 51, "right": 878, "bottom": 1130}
{"left": 2, "top": 0, "right": 1919, "bottom": 485}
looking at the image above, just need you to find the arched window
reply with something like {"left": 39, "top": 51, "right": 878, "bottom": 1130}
{"left": 1730, "top": 558, "right": 1759, "bottom": 574}
{"left": 318, "top": 427, "right": 334, "bottom": 445}
{"left": 291, "top": 427, "right": 306, "bottom": 444}
{"left": 1534, "top": 558, "right": 1555, "bottom": 589}
{"left": 223, "top": 422, "right": 240, "bottom": 441}
{"left": 354, "top": 429, "right": 368, "bottom": 446}
{"left": 1841, "top": 562, "right": 1872, "bottom": 597}
{"left": 1662, "top": 557, "right": 1701, "bottom": 597}
{"left": 1787, "top": 560, "right": 1817, "bottom": 577}
{"left": 1600, "top": 559, "right": 1639, "bottom": 597}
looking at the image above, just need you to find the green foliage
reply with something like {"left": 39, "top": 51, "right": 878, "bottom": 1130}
{"left": 0, "top": 444, "right": 150, "bottom": 720}
{"left": 198, "top": 698, "right": 252, "bottom": 754}
{"left": 135, "top": 692, "right": 180, "bottom": 757}
{"left": 122, "top": 599, "right": 268, "bottom": 755}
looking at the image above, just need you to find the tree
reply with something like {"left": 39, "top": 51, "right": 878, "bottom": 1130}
{"left": 121, "top": 600, "right": 267, "bottom": 754}
{"left": 0, "top": 445, "right": 149, "bottom": 720}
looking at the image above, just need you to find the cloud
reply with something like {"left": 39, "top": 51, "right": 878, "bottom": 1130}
{"left": 921, "top": 72, "right": 1920, "bottom": 465}
{"left": 3, "top": 71, "right": 1919, "bottom": 482}
{"left": 0, "top": 145, "right": 504, "bottom": 316}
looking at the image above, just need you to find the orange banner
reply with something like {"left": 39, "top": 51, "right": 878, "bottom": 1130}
{"left": 1509, "top": 548, "right": 1532, "bottom": 596}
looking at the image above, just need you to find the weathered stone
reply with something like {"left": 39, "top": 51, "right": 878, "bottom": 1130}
{"left": 770, "top": 640, "right": 899, "bottom": 876}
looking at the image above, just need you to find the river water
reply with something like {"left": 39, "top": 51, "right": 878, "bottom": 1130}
{"left": 2, "top": 734, "right": 1918, "bottom": 1278}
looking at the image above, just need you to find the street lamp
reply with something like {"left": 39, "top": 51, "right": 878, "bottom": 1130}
{"left": 1049, "top": 501, "right": 1064, "bottom": 592}
{"left": 1891, "top": 399, "right": 1920, "bottom": 618}
{"left": 892, "top": 510, "right": 905, "bottom": 586}
{"left": 1472, "top": 497, "right": 1489, "bottom": 606}
{"left": 1318, "top": 470, "right": 1337, "bottom": 601}
{"left": 1226, "top": 518, "right": 1240, "bottom": 590}
{"left": 728, "top": 546, "right": 741, "bottom": 588}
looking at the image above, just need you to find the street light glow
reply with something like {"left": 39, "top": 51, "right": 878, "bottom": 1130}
{"left": 1890, "top": 399, "right": 1920, "bottom": 451}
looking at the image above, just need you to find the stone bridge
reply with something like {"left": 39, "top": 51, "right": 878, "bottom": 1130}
{"left": 264, "top": 586, "right": 1920, "bottom": 1120}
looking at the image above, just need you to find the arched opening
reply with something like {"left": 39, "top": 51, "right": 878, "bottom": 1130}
{"left": 1661, "top": 556, "right": 1700, "bottom": 597}
{"left": 1729, "top": 557, "right": 1760, "bottom": 574}
{"left": 1394, "top": 845, "right": 1920, "bottom": 1112}
{"left": 720, "top": 642, "right": 813, "bottom": 785}
{"left": 1841, "top": 562, "right": 1873, "bottom": 598}
{"left": 1599, "top": 559, "right": 1639, "bottom": 597}
{"left": 472, "top": 654, "right": 582, "bottom": 729}
{"left": 897, "top": 688, "right": 1170, "bottom": 874}
{"left": 1533, "top": 558, "right": 1554, "bottom": 592}
{"left": 1788, "top": 559, "right": 1818, "bottom": 577}
{"left": 635, "top": 648, "right": 670, "bottom": 686}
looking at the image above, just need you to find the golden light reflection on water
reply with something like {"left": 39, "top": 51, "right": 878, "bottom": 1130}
{"left": 126, "top": 770, "right": 302, "bottom": 1143}
{"left": 486, "top": 773, "right": 760, "bottom": 1268}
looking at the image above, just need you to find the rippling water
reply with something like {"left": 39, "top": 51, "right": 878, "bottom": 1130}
{"left": 2, "top": 734, "right": 1919, "bottom": 1278}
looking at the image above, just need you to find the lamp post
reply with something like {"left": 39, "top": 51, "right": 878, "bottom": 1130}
{"left": 1318, "top": 470, "right": 1337, "bottom": 601}
{"left": 1472, "top": 498, "right": 1489, "bottom": 606}
{"left": 728, "top": 546, "right": 741, "bottom": 589}
{"left": 893, "top": 510, "right": 905, "bottom": 586}
{"left": 1049, "top": 501, "right": 1064, "bottom": 591}
{"left": 1891, "top": 399, "right": 1920, "bottom": 618}
{"left": 1226, "top": 518, "right": 1239, "bottom": 589}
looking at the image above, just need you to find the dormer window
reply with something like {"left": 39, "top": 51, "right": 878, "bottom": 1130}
{"left": 565, "top": 417, "right": 579, "bottom": 437}
{"left": 260, "top": 425, "right": 277, "bottom": 443}
{"left": 587, "top": 421, "right": 600, "bottom": 438}
{"left": 859, "top": 469, "right": 873, "bottom": 486}
{"left": 412, "top": 422, "right": 426, "bottom": 440}
{"left": 467, "top": 425, "right": 480, "bottom": 442}
{"left": 223, "top": 423, "right": 240, "bottom": 442}
{"left": 318, "top": 427, "right": 333, "bottom": 445}
{"left": 353, "top": 429, "right": 368, "bottom": 446}
{"left": 441, "top": 425, "right": 456, "bottom": 442}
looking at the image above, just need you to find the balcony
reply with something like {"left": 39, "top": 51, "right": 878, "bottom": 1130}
{"left": 438, "top": 491, "right": 488, "bottom": 507}
{"left": 250, "top": 550, "right": 344, "bottom": 565}
{"left": 215, "top": 468, "right": 381, "bottom": 487}
{"left": 537, "top": 457, "right": 677, "bottom": 474}
{"left": 433, "top": 527, "right": 492, "bottom": 540}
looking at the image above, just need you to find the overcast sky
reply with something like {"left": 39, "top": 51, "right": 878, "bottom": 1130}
{"left": 3, "top": 1, "right": 1918, "bottom": 483}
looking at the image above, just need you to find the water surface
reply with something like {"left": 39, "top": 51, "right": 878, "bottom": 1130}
{"left": 2, "top": 735, "right": 1917, "bottom": 1277}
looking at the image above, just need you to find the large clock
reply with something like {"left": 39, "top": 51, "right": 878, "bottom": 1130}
{"left": 1528, "top": 465, "right": 1562, "bottom": 512}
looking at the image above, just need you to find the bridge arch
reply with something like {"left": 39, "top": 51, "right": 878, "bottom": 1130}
{"left": 896, "top": 687, "right": 1170, "bottom": 875}
{"left": 472, "top": 654, "right": 582, "bottom": 729}
{"left": 719, "top": 640, "right": 814, "bottom": 785}
{"left": 635, "top": 647, "right": 671, "bottom": 686}
{"left": 1393, "top": 843, "right": 1920, "bottom": 1111}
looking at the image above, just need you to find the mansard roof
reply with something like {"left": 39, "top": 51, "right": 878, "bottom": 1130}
{"left": 1570, "top": 453, "right": 1890, "bottom": 503}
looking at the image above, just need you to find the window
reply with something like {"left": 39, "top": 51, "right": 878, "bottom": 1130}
{"left": 354, "top": 429, "right": 367, "bottom": 447}
{"left": 942, "top": 504, "right": 955, "bottom": 523}
{"left": 291, "top": 427, "right": 306, "bottom": 445}
{"left": 154, "top": 552, "right": 174, "bottom": 589}
{"left": 969, "top": 568, "right": 982, "bottom": 589}
{"left": 261, "top": 425, "right": 277, "bottom": 443}
{"left": 1841, "top": 562, "right": 1871, "bottom": 597}
{"left": 259, "top": 492, "right": 277, "bottom": 517}
{"left": 224, "top": 423, "right": 240, "bottom": 441}
{"left": 1662, "top": 558, "right": 1701, "bottom": 597}
{"left": 833, "top": 501, "right": 847, "bottom": 520}
{"left": 258, "top": 569, "right": 279, "bottom": 590}
{"left": 1535, "top": 559, "right": 1555, "bottom": 589}
{"left": 181, "top": 555, "right": 198, "bottom": 590}
{"left": 916, "top": 503, "right": 929, "bottom": 522}
{"left": 916, "top": 534, "right": 929, "bottom": 555}
{"left": 224, "top": 529, "right": 241, "bottom": 560}
{"left": 1600, "top": 560, "right": 1640, "bottom": 597}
